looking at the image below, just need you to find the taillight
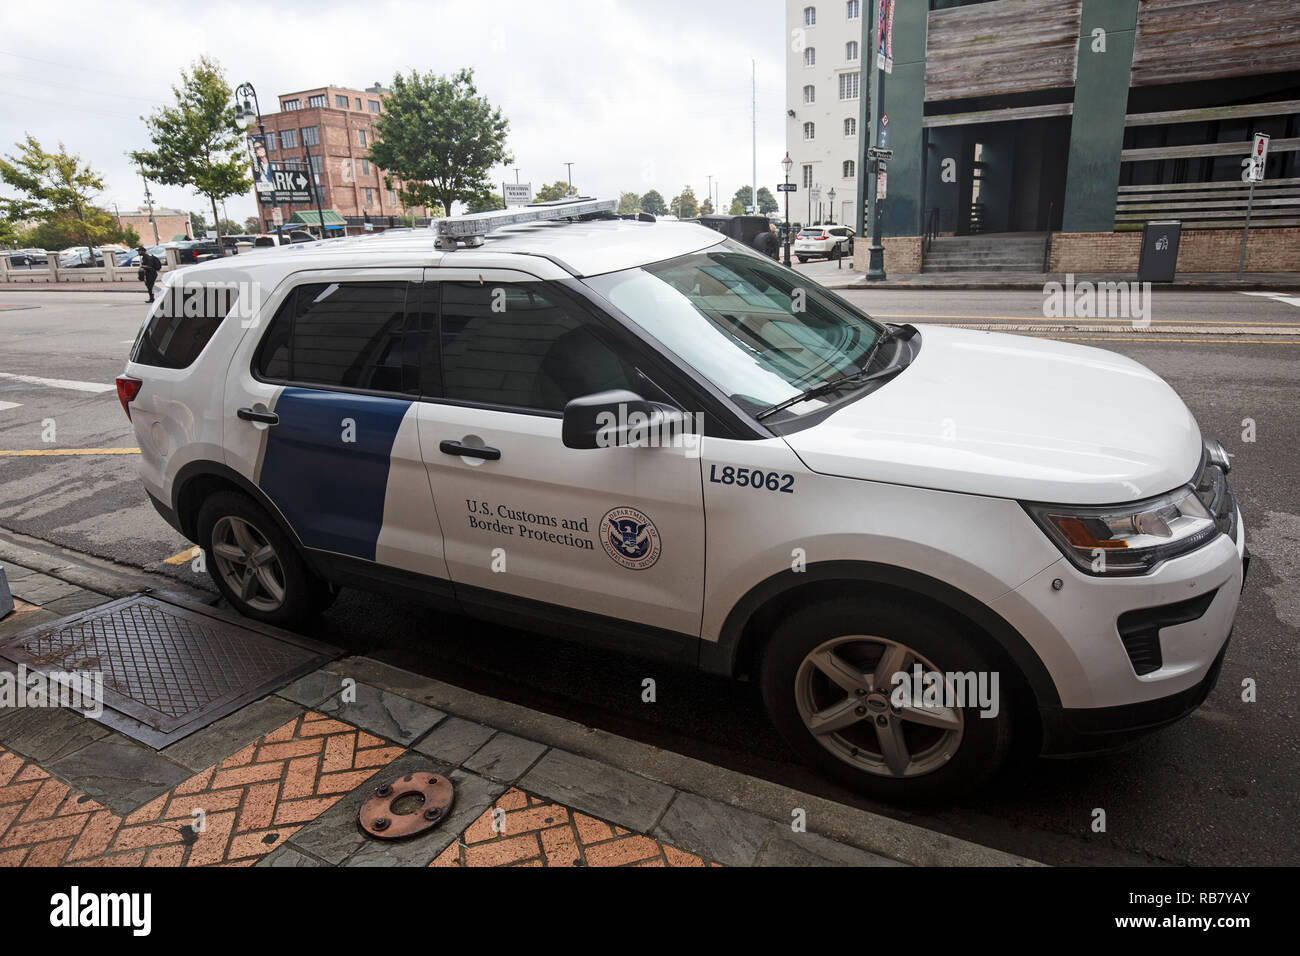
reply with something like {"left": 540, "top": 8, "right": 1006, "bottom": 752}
{"left": 820, "top": 231, "right": 829, "bottom": 240}
{"left": 116, "top": 376, "right": 142, "bottom": 420}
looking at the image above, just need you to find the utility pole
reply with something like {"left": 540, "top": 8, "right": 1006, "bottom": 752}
{"left": 513, "top": 166, "right": 521, "bottom": 184}
{"left": 707, "top": 174, "right": 713, "bottom": 213}
{"left": 864, "top": 0, "right": 888, "bottom": 280}
{"left": 751, "top": 59, "right": 757, "bottom": 215}
{"left": 137, "top": 160, "right": 160, "bottom": 244}
{"left": 564, "top": 162, "right": 575, "bottom": 196}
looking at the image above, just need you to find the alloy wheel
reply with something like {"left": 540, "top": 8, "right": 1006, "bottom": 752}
{"left": 210, "top": 515, "right": 287, "bottom": 612}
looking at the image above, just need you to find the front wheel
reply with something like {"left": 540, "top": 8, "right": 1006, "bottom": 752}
{"left": 197, "top": 490, "right": 335, "bottom": 627}
{"left": 759, "top": 596, "right": 1014, "bottom": 801}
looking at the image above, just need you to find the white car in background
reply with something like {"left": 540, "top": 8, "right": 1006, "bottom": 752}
{"left": 795, "top": 225, "right": 854, "bottom": 262}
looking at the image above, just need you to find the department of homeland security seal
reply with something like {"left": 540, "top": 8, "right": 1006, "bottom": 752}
{"left": 599, "top": 506, "right": 662, "bottom": 570}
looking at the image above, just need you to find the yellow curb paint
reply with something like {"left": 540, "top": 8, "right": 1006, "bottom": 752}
{"left": 1041, "top": 337, "right": 1300, "bottom": 345}
{"left": 163, "top": 546, "right": 201, "bottom": 565}
{"left": 0, "top": 447, "right": 141, "bottom": 456}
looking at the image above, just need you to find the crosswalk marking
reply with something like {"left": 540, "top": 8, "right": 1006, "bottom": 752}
{"left": 0, "top": 372, "right": 114, "bottom": 393}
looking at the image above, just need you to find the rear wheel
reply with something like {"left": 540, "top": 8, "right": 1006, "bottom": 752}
{"left": 759, "top": 595, "right": 1013, "bottom": 801}
{"left": 197, "top": 491, "right": 334, "bottom": 627}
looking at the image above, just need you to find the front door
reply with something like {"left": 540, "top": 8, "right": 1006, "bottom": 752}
{"left": 414, "top": 272, "right": 705, "bottom": 638}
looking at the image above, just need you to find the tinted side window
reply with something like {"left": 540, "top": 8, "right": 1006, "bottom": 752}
{"left": 132, "top": 284, "right": 238, "bottom": 369}
{"left": 437, "top": 283, "right": 636, "bottom": 412}
{"left": 255, "top": 282, "right": 421, "bottom": 394}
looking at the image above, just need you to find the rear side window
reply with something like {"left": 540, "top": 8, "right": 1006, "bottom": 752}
{"left": 131, "top": 284, "right": 238, "bottom": 369}
{"left": 255, "top": 281, "right": 424, "bottom": 395}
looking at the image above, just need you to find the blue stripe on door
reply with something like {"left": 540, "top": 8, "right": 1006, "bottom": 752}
{"left": 258, "top": 388, "right": 412, "bottom": 560}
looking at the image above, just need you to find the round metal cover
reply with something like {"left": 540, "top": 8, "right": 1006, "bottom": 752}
{"left": 359, "top": 770, "right": 455, "bottom": 839}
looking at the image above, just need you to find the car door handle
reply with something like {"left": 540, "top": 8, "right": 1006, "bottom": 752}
{"left": 237, "top": 407, "right": 280, "bottom": 425}
{"left": 439, "top": 440, "right": 501, "bottom": 461}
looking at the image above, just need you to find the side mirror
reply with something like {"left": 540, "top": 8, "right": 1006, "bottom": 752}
{"left": 562, "top": 390, "right": 691, "bottom": 450}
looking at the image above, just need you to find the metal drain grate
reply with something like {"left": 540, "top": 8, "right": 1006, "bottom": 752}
{"left": 0, "top": 595, "right": 338, "bottom": 747}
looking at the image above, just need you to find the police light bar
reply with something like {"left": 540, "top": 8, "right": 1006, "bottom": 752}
{"left": 434, "top": 197, "right": 617, "bottom": 249}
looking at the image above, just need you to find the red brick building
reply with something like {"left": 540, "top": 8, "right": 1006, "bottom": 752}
{"left": 252, "top": 83, "right": 431, "bottom": 235}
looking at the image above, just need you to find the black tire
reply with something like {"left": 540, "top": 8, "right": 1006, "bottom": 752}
{"left": 796, "top": 255, "right": 810, "bottom": 263}
{"left": 196, "top": 490, "right": 335, "bottom": 627}
{"left": 759, "top": 595, "right": 1013, "bottom": 802}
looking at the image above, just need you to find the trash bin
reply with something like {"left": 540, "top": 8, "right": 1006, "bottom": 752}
{"left": 1137, "top": 220, "right": 1181, "bottom": 283}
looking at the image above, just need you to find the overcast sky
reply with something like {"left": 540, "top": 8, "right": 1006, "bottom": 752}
{"left": 0, "top": 0, "right": 789, "bottom": 225}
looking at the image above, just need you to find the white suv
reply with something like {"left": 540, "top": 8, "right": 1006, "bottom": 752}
{"left": 118, "top": 199, "right": 1247, "bottom": 800}
{"left": 795, "top": 225, "right": 854, "bottom": 262}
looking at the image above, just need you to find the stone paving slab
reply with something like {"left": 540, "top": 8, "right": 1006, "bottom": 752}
{"left": 412, "top": 716, "right": 496, "bottom": 767}
{"left": 318, "top": 681, "right": 444, "bottom": 746}
{"left": 461, "top": 731, "right": 547, "bottom": 784}
{"left": 518, "top": 749, "right": 675, "bottom": 835}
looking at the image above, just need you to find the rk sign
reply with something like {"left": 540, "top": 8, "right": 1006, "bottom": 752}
{"left": 260, "top": 168, "right": 313, "bottom": 204}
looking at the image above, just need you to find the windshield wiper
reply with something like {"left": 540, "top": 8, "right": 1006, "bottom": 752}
{"left": 755, "top": 324, "right": 918, "bottom": 422}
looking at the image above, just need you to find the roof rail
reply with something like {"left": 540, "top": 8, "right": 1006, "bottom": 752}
{"left": 434, "top": 197, "right": 618, "bottom": 250}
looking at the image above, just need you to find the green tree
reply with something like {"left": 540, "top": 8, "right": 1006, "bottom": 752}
{"left": 728, "top": 198, "right": 745, "bottom": 215}
{"left": 217, "top": 217, "right": 243, "bottom": 235}
{"left": 0, "top": 135, "right": 114, "bottom": 257}
{"left": 368, "top": 68, "right": 511, "bottom": 218}
{"left": 132, "top": 56, "right": 250, "bottom": 240}
{"left": 466, "top": 193, "right": 504, "bottom": 213}
{"left": 699, "top": 197, "right": 715, "bottom": 216}
{"left": 243, "top": 215, "right": 260, "bottom": 233}
{"left": 0, "top": 215, "right": 17, "bottom": 247}
{"left": 732, "top": 185, "right": 753, "bottom": 210}
{"left": 189, "top": 210, "right": 208, "bottom": 236}
{"left": 18, "top": 208, "right": 138, "bottom": 251}
{"left": 533, "top": 181, "right": 577, "bottom": 203}
{"left": 670, "top": 187, "right": 700, "bottom": 219}
{"left": 640, "top": 189, "right": 668, "bottom": 216}
{"left": 617, "top": 191, "right": 642, "bottom": 216}
{"left": 757, "top": 186, "right": 778, "bottom": 215}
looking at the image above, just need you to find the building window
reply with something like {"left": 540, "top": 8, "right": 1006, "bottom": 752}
{"left": 360, "top": 158, "right": 370, "bottom": 176}
{"left": 804, "top": 47, "right": 816, "bottom": 67}
{"left": 282, "top": 99, "right": 300, "bottom": 111}
{"left": 804, "top": 6, "right": 816, "bottom": 26}
{"left": 803, "top": 165, "right": 814, "bottom": 188}
{"left": 364, "top": 188, "right": 374, "bottom": 206}
{"left": 265, "top": 131, "right": 278, "bottom": 151}
{"left": 309, "top": 154, "right": 323, "bottom": 174}
{"left": 335, "top": 94, "right": 350, "bottom": 109}
{"left": 843, "top": 160, "right": 855, "bottom": 178}
{"left": 803, "top": 122, "right": 816, "bottom": 141}
{"left": 838, "top": 72, "right": 859, "bottom": 99}
{"left": 847, "top": 0, "right": 859, "bottom": 18}
{"left": 280, "top": 129, "right": 298, "bottom": 149}
{"left": 308, "top": 95, "right": 326, "bottom": 108}
{"left": 388, "top": 189, "right": 396, "bottom": 204}
{"left": 358, "top": 129, "right": 367, "bottom": 147}
{"left": 846, "top": 40, "right": 859, "bottom": 61}
{"left": 844, "top": 117, "right": 856, "bottom": 137}
{"left": 301, "top": 126, "right": 319, "bottom": 147}
{"left": 803, "top": 85, "right": 816, "bottom": 104}
{"left": 368, "top": 100, "right": 381, "bottom": 113}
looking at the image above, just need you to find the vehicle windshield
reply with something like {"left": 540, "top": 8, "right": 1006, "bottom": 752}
{"left": 584, "top": 243, "right": 884, "bottom": 415}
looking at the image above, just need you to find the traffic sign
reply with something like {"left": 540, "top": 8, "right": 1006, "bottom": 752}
{"left": 259, "top": 167, "right": 313, "bottom": 204}
{"left": 867, "top": 147, "right": 893, "bottom": 161}
{"left": 777, "top": 183, "right": 797, "bottom": 193}
{"left": 1248, "top": 132, "right": 1270, "bottom": 183}
{"left": 503, "top": 183, "right": 533, "bottom": 207}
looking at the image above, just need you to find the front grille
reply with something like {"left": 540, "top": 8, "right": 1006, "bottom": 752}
{"left": 1116, "top": 589, "right": 1219, "bottom": 676}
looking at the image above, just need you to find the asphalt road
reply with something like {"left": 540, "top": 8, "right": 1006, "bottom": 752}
{"left": 1, "top": 288, "right": 1297, "bottom": 866}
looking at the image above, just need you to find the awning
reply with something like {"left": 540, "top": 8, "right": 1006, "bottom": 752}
{"left": 286, "top": 210, "right": 347, "bottom": 229}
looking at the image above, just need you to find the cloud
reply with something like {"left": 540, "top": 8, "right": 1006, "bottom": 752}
{"left": 0, "top": 0, "right": 789, "bottom": 223}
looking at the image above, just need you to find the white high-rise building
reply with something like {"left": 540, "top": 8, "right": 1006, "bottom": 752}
{"left": 785, "top": 0, "right": 864, "bottom": 230}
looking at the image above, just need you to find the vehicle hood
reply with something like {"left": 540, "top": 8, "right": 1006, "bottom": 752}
{"left": 781, "top": 325, "right": 1203, "bottom": 505}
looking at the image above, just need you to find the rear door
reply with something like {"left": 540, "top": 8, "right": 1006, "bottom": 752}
{"left": 413, "top": 271, "right": 706, "bottom": 640}
{"left": 224, "top": 268, "right": 449, "bottom": 582}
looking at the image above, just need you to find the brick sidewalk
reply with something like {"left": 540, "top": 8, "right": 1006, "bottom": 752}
{"left": 0, "top": 542, "right": 1037, "bottom": 868}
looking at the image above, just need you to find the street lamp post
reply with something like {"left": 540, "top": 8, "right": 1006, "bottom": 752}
{"left": 236, "top": 82, "right": 326, "bottom": 242}
{"left": 781, "top": 152, "right": 793, "bottom": 266}
{"left": 828, "top": 188, "right": 836, "bottom": 225}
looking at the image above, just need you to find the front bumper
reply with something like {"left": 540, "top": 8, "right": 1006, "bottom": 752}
{"left": 1038, "top": 631, "right": 1231, "bottom": 756}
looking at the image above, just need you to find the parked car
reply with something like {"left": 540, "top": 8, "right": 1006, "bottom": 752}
{"left": 58, "top": 249, "right": 104, "bottom": 269}
{"left": 118, "top": 245, "right": 168, "bottom": 268}
{"left": 168, "top": 240, "right": 222, "bottom": 264}
{"left": 6, "top": 249, "right": 47, "bottom": 268}
{"left": 795, "top": 225, "right": 854, "bottom": 262}
{"left": 117, "top": 199, "right": 1247, "bottom": 801}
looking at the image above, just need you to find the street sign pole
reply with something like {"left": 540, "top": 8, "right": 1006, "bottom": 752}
{"left": 1239, "top": 132, "right": 1269, "bottom": 277}
{"left": 865, "top": 0, "right": 888, "bottom": 281}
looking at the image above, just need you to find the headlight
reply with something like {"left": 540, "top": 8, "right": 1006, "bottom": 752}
{"left": 1023, "top": 485, "right": 1219, "bottom": 576}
